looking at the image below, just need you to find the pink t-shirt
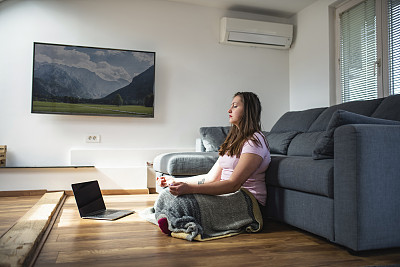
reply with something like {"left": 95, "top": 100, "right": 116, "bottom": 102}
{"left": 218, "top": 132, "right": 271, "bottom": 206}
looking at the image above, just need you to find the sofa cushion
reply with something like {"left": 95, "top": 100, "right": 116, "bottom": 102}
{"left": 308, "top": 98, "right": 383, "bottom": 132}
{"left": 266, "top": 155, "right": 334, "bottom": 198}
{"left": 284, "top": 98, "right": 383, "bottom": 157}
{"left": 287, "top": 132, "right": 324, "bottom": 156}
{"left": 371, "top": 94, "right": 400, "bottom": 121}
{"left": 153, "top": 152, "right": 219, "bottom": 176}
{"left": 313, "top": 110, "right": 400, "bottom": 159}
{"left": 268, "top": 108, "right": 325, "bottom": 156}
{"left": 270, "top": 108, "right": 326, "bottom": 133}
{"left": 266, "top": 131, "right": 299, "bottom": 155}
{"left": 200, "top": 126, "right": 230, "bottom": 152}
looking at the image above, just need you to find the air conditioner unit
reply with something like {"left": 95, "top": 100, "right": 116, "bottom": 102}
{"left": 220, "top": 17, "right": 293, "bottom": 49}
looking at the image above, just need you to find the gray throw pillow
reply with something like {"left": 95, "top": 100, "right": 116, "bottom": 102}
{"left": 266, "top": 131, "right": 299, "bottom": 155}
{"left": 200, "top": 126, "right": 230, "bottom": 152}
{"left": 313, "top": 110, "right": 400, "bottom": 159}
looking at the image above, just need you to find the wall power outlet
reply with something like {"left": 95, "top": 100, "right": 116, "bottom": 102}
{"left": 86, "top": 134, "right": 101, "bottom": 143}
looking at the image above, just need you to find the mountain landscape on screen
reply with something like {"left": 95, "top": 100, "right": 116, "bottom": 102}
{"left": 32, "top": 43, "right": 155, "bottom": 117}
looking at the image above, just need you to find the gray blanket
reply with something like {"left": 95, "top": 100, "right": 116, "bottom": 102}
{"left": 139, "top": 188, "right": 263, "bottom": 241}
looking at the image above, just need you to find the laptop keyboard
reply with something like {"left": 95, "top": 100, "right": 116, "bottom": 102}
{"left": 88, "top": 209, "right": 121, "bottom": 218}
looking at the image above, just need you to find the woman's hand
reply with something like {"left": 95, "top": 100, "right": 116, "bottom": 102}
{"left": 156, "top": 175, "right": 175, "bottom": 187}
{"left": 169, "top": 182, "right": 193, "bottom": 196}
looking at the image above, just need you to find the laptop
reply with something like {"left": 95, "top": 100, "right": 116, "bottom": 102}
{"left": 71, "top": 180, "right": 135, "bottom": 220}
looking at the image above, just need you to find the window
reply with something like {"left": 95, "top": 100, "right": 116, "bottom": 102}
{"left": 388, "top": 0, "right": 400, "bottom": 94}
{"left": 336, "top": 0, "right": 400, "bottom": 103}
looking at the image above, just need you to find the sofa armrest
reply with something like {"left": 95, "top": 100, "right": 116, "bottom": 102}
{"left": 334, "top": 124, "right": 400, "bottom": 251}
{"left": 153, "top": 152, "right": 218, "bottom": 176}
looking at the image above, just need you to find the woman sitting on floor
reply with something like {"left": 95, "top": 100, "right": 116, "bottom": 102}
{"left": 156, "top": 91, "right": 271, "bottom": 236}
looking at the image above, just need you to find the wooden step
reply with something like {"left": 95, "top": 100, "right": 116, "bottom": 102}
{"left": 0, "top": 191, "right": 65, "bottom": 267}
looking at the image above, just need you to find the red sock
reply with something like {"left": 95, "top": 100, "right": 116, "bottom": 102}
{"left": 158, "top": 217, "right": 171, "bottom": 235}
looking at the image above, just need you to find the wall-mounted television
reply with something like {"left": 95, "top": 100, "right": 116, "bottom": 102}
{"left": 32, "top": 42, "right": 155, "bottom": 118}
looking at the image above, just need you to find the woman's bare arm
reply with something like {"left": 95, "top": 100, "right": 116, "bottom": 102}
{"left": 169, "top": 153, "right": 262, "bottom": 196}
{"left": 157, "top": 159, "right": 222, "bottom": 187}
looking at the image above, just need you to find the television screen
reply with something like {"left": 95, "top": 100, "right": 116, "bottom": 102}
{"left": 32, "top": 42, "right": 155, "bottom": 118}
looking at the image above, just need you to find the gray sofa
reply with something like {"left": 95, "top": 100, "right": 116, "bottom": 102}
{"left": 153, "top": 94, "right": 400, "bottom": 252}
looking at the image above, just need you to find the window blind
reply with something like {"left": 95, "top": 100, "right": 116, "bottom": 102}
{"left": 340, "top": 0, "right": 377, "bottom": 102}
{"left": 388, "top": 0, "right": 400, "bottom": 95}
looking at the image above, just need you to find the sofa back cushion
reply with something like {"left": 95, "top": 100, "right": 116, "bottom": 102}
{"left": 270, "top": 108, "right": 326, "bottom": 133}
{"left": 371, "top": 94, "right": 400, "bottom": 121}
{"left": 269, "top": 108, "right": 325, "bottom": 155}
{"left": 287, "top": 132, "right": 325, "bottom": 156}
{"left": 265, "top": 131, "right": 299, "bottom": 155}
{"left": 286, "top": 98, "right": 384, "bottom": 157}
{"left": 308, "top": 98, "right": 383, "bottom": 132}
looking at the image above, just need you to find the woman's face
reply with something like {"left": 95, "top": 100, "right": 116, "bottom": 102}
{"left": 228, "top": 95, "right": 244, "bottom": 126}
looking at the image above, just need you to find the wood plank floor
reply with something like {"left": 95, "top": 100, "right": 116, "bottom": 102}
{"left": 3, "top": 194, "right": 399, "bottom": 267}
{"left": 0, "top": 192, "right": 65, "bottom": 266}
{"left": 0, "top": 195, "right": 44, "bottom": 236}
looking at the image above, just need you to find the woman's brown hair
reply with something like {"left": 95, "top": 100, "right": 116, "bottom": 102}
{"left": 218, "top": 92, "right": 269, "bottom": 157}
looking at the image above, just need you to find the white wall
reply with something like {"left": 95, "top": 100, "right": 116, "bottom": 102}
{"left": 0, "top": 0, "right": 290, "bottom": 168}
{"left": 289, "top": 0, "right": 338, "bottom": 111}
{"left": 0, "top": 0, "right": 291, "bottom": 189}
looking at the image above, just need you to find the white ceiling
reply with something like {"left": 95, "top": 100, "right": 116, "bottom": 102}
{"left": 0, "top": 0, "right": 318, "bottom": 17}
{"left": 162, "top": 0, "right": 318, "bottom": 17}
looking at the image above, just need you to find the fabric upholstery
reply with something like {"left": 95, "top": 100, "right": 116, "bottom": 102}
{"left": 153, "top": 152, "right": 218, "bottom": 176}
{"left": 371, "top": 94, "right": 400, "bottom": 121}
{"left": 265, "top": 131, "right": 299, "bottom": 155}
{"left": 308, "top": 98, "right": 383, "bottom": 132}
{"left": 270, "top": 108, "right": 326, "bottom": 133}
{"left": 283, "top": 98, "right": 383, "bottom": 157}
{"left": 334, "top": 124, "right": 400, "bottom": 250}
{"left": 268, "top": 108, "right": 325, "bottom": 156}
{"left": 199, "top": 126, "right": 230, "bottom": 152}
{"left": 286, "top": 132, "right": 324, "bottom": 156}
{"left": 313, "top": 110, "right": 400, "bottom": 159}
{"left": 267, "top": 186, "right": 334, "bottom": 241}
{"left": 266, "top": 155, "right": 334, "bottom": 197}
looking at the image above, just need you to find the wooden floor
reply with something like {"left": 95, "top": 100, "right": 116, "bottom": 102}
{"left": 2, "top": 194, "right": 400, "bottom": 267}
{"left": 0, "top": 192, "right": 65, "bottom": 266}
{"left": 0, "top": 195, "right": 43, "bottom": 236}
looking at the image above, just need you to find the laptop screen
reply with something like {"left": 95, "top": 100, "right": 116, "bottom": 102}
{"left": 72, "top": 180, "right": 106, "bottom": 216}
